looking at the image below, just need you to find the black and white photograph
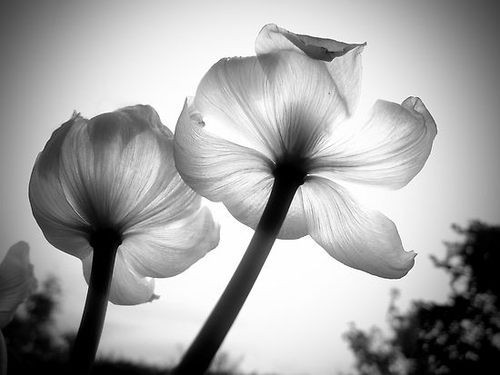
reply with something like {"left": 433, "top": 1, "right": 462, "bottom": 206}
{"left": 1, "top": 1, "right": 499, "bottom": 374}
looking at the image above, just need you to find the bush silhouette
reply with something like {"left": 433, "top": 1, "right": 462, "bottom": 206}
{"left": 344, "top": 221, "right": 500, "bottom": 375}
{"left": 2, "top": 275, "right": 244, "bottom": 374}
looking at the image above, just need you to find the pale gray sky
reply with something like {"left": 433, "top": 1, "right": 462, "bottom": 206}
{"left": 1, "top": 1, "right": 500, "bottom": 374}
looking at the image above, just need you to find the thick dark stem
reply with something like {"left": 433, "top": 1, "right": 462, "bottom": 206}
{"left": 0, "top": 331, "right": 7, "bottom": 375}
{"left": 174, "top": 175, "right": 301, "bottom": 375}
{"left": 69, "top": 229, "right": 121, "bottom": 375}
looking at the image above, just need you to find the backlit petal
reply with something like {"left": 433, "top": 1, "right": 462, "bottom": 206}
{"left": 224, "top": 172, "right": 307, "bottom": 240}
{"left": 311, "top": 97, "right": 437, "bottom": 189}
{"left": 29, "top": 116, "right": 91, "bottom": 259}
{"left": 194, "top": 56, "right": 280, "bottom": 157}
{"left": 256, "top": 23, "right": 365, "bottom": 116}
{"left": 258, "top": 51, "right": 346, "bottom": 156}
{"left": 122, "top": 207, "right": 219, "bottom": 278}
{"left": 193, "top": 52, "right": 343, "bottom": 160}
{"left": 302, "top": 177, "right": 416, "bottom": 278}
{"left": 0, "top": 242, "right": 36, "bottom": 328}
{"left": 82, "top": 249, "right": 156, "bottom": 305}
{"left": 34, "top": 105, "right": 220, "bottom": 305}
{"left": 175, "top": 99, "right": 307, "bottom": 239}
{"left": 29, "top": 171, "right": 91, "bottom": 259}
{"left": 175, "top": 98, "right": 271, "bottom": 201}
{"left": 58, "top": 105, "right": 181, "bottom": 231}
{"left": 30, "top": 106, "right": 186, "bottom": 255}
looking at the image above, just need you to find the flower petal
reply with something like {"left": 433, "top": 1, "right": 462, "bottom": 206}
{"left": 224, "top": 172, "right": 307, "bottom": 240}
{"left": 0, "top": 242, "right": 36, "bottom": 328}
{"left": 175, "top": 98, "right": 271, "bottom": 201}
{"left": 175, "top": 99, "right": 308, "bottom": 239}
{"left": 258, "top": 50, "right": 346, "bottom": 156}
{"left": 302, "top": 177, "right": 415, "bottom": 278}
{"left": 193, "top": 51, "right": 344, "bottom": 160}
{"left": 29, "top": 116, "right": 91, "bottom": 259}
{"left": 193, "top": 56, "right": 281, "bottom": 157}
{"left": 30, "top": 106, "right": 184, "bottom": 256}
{"left": 256, "top": 23, "right": 365, "bottom": 116}
{"left": 57, "top": 106, "right": 183, "bottom": 232}
{"left": 82, "top": 249, "right": 156, "bottom": 305}
{"left": 311, "top": 97, "right": 437, "bottom": 190}
{"left": 121, "top": 206, "right": 219, "bottom": 278}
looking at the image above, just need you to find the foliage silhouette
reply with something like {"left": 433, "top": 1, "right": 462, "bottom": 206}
{"left": 3, "top": 275, "right": 69, "bottom": 374}
{"left": 344, "top": 221, "right": 500, "bottom": 375}
{"left": 2, "top": 275, "right": 244, "bottom": 375}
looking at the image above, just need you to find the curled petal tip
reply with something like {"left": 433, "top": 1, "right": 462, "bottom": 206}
{"left": 406, "top": 249, "right": 418, "bottom": 265}
{"left": 71, "top": 110, "right": 79, "bottom": 119}
{"left": 373, "top": 248, "right": 417, "bottom": 280}
{"left": 402, "top": 96, "right": 437, "bottom": 136}
{"left": 302, "top": 178, "right": 419, "bottom": 279}
{"left": 394, "top": 250, "right": 417, "bottom": 279}
{"left": 402, "top": 96, "right": 422, "bottom": 109}
{"left": 259, "top": 23, "right": 276, "bottom": 31}
{"left": 257, "top": 23, "right": 365, "bottom": 62}
{"left": 354, "top": 42, "right": 367, "bottom": 52}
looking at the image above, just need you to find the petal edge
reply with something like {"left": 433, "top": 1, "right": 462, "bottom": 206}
{"left": 302, "top": 177, "right": 416, "bottom": 279}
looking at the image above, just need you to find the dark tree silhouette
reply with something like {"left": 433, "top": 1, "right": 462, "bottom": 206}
{"left": 3, "top": 275, "right": 70, "bottom": 374}
{"left": 344, "top": 221, "right": 500, "bottom": 375}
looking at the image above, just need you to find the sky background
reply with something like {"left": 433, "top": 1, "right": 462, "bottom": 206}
{"left": 1, "top": 1, "right": 500, "bottom": 374}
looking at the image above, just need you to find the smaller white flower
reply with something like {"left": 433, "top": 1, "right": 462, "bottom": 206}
{"left": 0, "top": 242, "right": 35, "bottom": 329}
{"left": 29, "top": 105, "right": 220, "bottom": 305}
{"left": 0, "top": 242, "right": 35, "bottom": 375}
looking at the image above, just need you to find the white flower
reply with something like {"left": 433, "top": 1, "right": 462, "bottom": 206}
{"left": 0, "top": 242, "right": 35, "bottom": 375}
{"left": 29, "top": 105, "right": 220, "bottom": 305}
{"left": 0, "top": 242, "right": 35, "bottom": 329}
{"left": 174, "top": 24, "right": 436, "bottom": 279}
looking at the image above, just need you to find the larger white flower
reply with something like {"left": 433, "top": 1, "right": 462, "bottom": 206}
{"left": 175, "top": 24, "right": 436, "bottom": 279}
{"left": 29, "top": 105, "right": 220, "bottom": 305}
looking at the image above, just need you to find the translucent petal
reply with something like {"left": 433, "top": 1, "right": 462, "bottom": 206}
{"left": 58, "top": 106, "right": 182, "bottom": 231}
{"left": 0, "top": 242, "right": 36, "bottom": 328}
{"left": 82, "top": 249, "right": 156, "bottom": 306}
{"left": 224, "top": 177, "right": 307, "bottom": 240}
{"left": 258, "top": 51, "right": 346, "bottom": 156}
{"left": 29, "top": 115, "right": 91, "bottom": 259}
{"left": 194, "top": 56, "right": 281, "bottom": 158}
{"left": 311, "top": 97, "right": 437, "bottom": 190}
{"left": 29, "top": 157, "right": 91, "bottom": 259}
{"left": 175, "top": 99, "right": 308, "bottom": 239}
{"left": 122, "top": 206, "right": 219, "bottom": 278}
{"left": 193, "top": 52, "right": 343, "bottom": 161}
{"left": 175, "top": 98, "right": 271, "bottom": 200}
{"left": 256, "top": 23, "right": 365, "bottom": 116}
{"left": 30, "top": 106, "right": 187, "bottom": 256}
{"left": 302, "top": 177, "right": 416, "bottom": 278}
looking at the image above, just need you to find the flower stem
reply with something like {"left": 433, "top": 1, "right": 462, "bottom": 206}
{"left": 174, "top": 175, "right": 301, "bottom": 375}
{"left": 0, "top": 331, "right": 7, "bottom": 375}
{"left": 70, "top": 230, "right": 121, "bottom": 375}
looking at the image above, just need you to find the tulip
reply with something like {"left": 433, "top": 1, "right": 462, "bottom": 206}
{"left": 29, "top": 105, "right": 219, "bottom": 374}
{"left": 173, "top": 24, "right": 436, "bottom": 373}
{"left": 0, "top": 242, "right": 36, "bottom": 375}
